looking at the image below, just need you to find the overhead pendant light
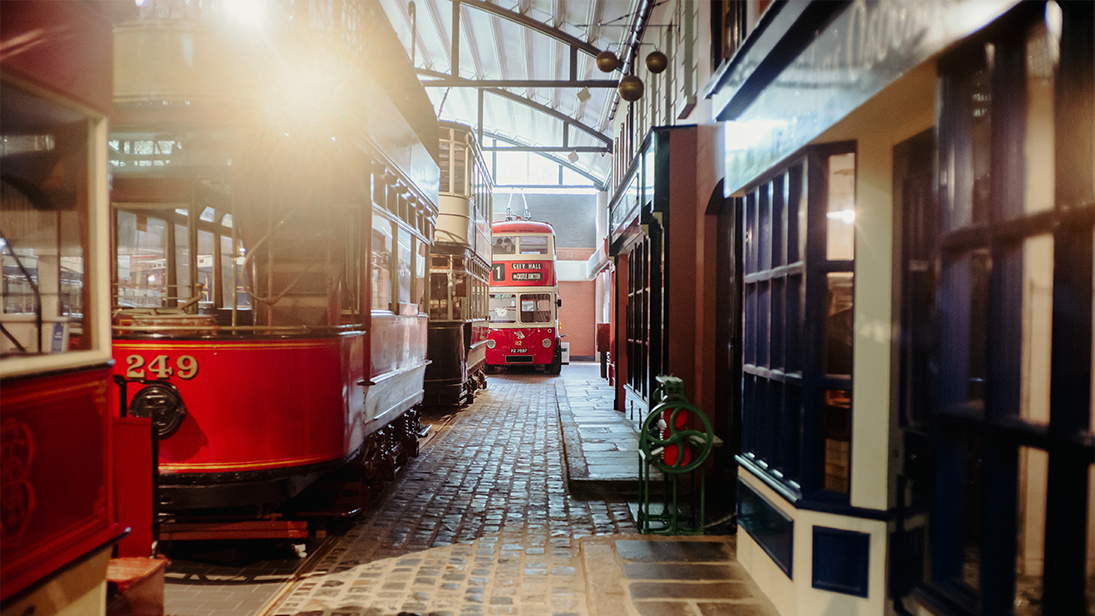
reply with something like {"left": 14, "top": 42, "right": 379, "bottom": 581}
{"left": 646, "top": 50, "right": 668, "bottom": 74}
{"left": 567, "top": 151, "right": 580, "bottom": 163}
{"left": 596, "top": 50, "right": 621, "bottom": 73}
{"left": 618, "top": 74, "right": 644, "bottom": 102}
{"left": 576, "top": 87, "right": 592, "bottom": 102}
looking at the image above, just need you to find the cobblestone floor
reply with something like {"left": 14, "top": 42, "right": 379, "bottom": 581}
{"left": 265, "top": 367, "right": 638, "bottom": 616}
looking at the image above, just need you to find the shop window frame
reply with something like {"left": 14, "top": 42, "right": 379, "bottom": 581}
{"left": 737, "top": 140, "right": 857, "bottom": 507}
{"left": 908, "top": 4, "right": 1095, "bottom": 615}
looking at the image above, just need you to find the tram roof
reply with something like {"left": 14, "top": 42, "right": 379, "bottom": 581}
{"left": 492, "top": 220, "right": 555, "bottom": 235}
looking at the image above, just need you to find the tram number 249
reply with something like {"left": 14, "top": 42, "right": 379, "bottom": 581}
{"left": 126, "top": 354, "right": 199, "bottom": 380}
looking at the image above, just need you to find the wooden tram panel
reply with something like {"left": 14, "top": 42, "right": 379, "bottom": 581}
{"left": 158, "top": 520, "right": 309, "bottom": 542}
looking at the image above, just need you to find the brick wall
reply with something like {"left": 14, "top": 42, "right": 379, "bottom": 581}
{"left": 558, "top": 280, "right": 596, "bottom": 359}
{"left": 556, "top": 247, "right": 595, "bottom": 261}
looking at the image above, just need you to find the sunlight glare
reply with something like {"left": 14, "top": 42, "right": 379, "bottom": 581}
{"left": 225, "top": 0, "right": 266, "bottom": 29}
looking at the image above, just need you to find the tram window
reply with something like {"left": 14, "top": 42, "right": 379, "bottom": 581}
{"left": 453, "top": 143, "right": 466, "bottom": 196}
{"left": 115, "top": 211, "right": 169, "bottom": 308}
{"left": 451, "top": 272, "right": 466, "bottom": 320}
{"left": 397, "top": 228, "right": 414, "bottom": 314}
{"left": 520, "top": 293, "right": 552, "bottom": 323}
{"left": 519, "top": 235, "right": 548, "bottom": 255}
{"left": 432, "top": 254, "right": 449, "bottom": 268}
{"left": 175, "top": 223, "right": 190, "bottom": 305}
{"left": 489, "top": 293, "right": 517, "bottom": 323}
{"left": 430, "top": 272, "right": 448, "bottom": 320}
{"left": 493, "top": 235, "right": 516, "bottom": 255}
{"left": 196, "top": 230, "right": 215, "bottom": 307}
{"left": 417, "top": 240, "right": 427, "bottom": 314}
{"left": 452, "top": 256, "right": 464, "bottom": 269}
{"left": 219, "top": 235, "right": 250, "bottom": 309}
{"left": 439, "top": 140, "right": 451, "bottom": 194}
{"left": 372, "top": 217, "right": 393, "bottom": 312}
{"left": 0, "top": 90, "right": 93, "bottom": 357}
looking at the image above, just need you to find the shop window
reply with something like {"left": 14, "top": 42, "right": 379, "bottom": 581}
{"left": 915, "top": 4, "right": 1094, "bottom": 614}
{"left": 624, "top": 231, "right": 663, "bottom": 403}
{"left": 739, "top": 143, "right": 855, "bottom": 501}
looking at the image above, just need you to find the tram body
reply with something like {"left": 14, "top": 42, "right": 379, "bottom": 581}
{"left": 425, "top": 122, "right": 493, "bottom": 405}
{"left": 108, "top": 2, "right": 439, "bottom": 511}
{"left": 0, "top": 2, "right": 126, "bottom": 610}
{"left": 486, "top": 220, "right": 562, "bottom": 373}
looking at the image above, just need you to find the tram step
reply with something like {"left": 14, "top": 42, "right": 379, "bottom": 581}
{"left": 158, "top": 520, "right": 308, "bottom": 541}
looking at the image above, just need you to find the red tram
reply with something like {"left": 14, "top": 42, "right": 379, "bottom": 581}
{"left": 0, "top": 2, "right": 127, "bottom": 611}
{"left": 425, "top": 122, "right": 493, "bottom": 405}
{"left": 107, "top": 2, "right": 439, "bottom": 513}
{"left": 486, "top": 219, "right": 563, "bottom": 373}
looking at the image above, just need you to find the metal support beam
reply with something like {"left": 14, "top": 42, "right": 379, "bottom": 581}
{"left": 422, "top": 77, "right": 618, "bottom": 88}
{"left": 482, "top": 88, "right": 611, "bottom": 146}
{"left": 485, "top": 131, "right": 605, "bottom": 190}
{"left": 460, "top": 0, "right": 601, "bottom": 57}
{"left": 451, "top": 0, "right": 460, "bottom": 78}
{"left": 482, "top": 145, "right": 608, "bottom": 153}
{"left": 477, "top": 89, "right": 484, "bottom": 145}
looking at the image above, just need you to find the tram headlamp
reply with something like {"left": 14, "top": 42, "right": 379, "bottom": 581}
{"left": 541, "top": 338, "right": 552, "bottom": 348}
{"left": 129, "top": 383, "right": 187, "bottom": 438}
{"left": 487, "top": 339, "right": 496, "bottom": 349}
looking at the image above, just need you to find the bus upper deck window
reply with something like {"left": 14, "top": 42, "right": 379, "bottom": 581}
{"left": 493, "top": 235, "right": 516, "bottom": 255}
{"left": 519, "top": 235, "right": 548, "bottom": 255}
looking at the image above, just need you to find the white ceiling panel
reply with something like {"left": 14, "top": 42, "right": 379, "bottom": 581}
{"left": 382, "top": 0, "right": 645, "bottom": 186}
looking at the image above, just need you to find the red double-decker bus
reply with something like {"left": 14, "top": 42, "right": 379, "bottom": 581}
{"left": 486, "top": 219, "right": 562, "bottom": 373}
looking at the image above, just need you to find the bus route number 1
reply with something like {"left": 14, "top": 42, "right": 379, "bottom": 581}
{"left": 126, "top": 354, "right": 199, "bottom": 380}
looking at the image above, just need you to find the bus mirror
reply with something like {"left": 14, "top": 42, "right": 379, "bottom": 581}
{"left": 556, "top": 299, "right": 563, "bottom": 308}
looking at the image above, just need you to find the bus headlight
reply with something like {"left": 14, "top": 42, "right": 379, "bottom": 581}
{"left": 487, "top": 339, "right": 496, "bottom": 349}
{"left": 541, "top": 338, "right": 552, "bottom": 348}
{"left": 130, "top": 382, "right": 187, "bottom": 438}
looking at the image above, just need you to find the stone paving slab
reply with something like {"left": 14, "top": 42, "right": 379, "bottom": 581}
{"left": 556, "top": 365, "right": 651, "bottom": 499}
{"left": 580, "top": 535, "right": 779, "bottom": 616}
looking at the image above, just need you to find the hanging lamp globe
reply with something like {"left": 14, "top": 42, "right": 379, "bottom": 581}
{"left": 646, "top": 50, "right": 668, "bottom": 74}
{"left": 596, "top": 50, "right": 620, "bottom": 73}
{"left": 618, "top": 75, "right": 644, "bottom": 102}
